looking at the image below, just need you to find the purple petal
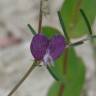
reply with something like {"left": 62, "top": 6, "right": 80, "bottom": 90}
{"left": 30, "top": 34, "right": 49, "bottom": 60}
{"left": 48, "top": 35, "right": 66, "bottom": 60}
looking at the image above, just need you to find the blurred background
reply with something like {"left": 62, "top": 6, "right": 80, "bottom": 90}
{"left": 0, "top": 0, "right": 96, "bottom": 96}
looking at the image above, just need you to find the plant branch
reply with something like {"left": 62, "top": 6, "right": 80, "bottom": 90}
{"left": 58, "top": 48, "right": 69, "bottom": 96}
{"left": 38, "top": 0, "right": 43, "bottom": 33}
{"left": 58, "top": 84, "right": 65, "bottom": 96}
{"left": 63, "top": 48, "right": 69, "bottom": 74}
{"left": 8, "top": 60, "right": 38, "bottom": 96}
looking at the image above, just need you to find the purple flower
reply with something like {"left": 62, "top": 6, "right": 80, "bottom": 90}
{"left": 30, "top": 34, "right": 49, "bottom": 60}
{"left": 48, "top": 35, "right": 66, "bottom": 60}
{"left": 30, "top": 33, "right": 66, "bottom": 64}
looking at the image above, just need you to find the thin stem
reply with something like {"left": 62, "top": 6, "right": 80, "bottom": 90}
{"left": 58, "top": 48, "right": 69, "bottom": 96}
{"left": 38, "top": 0, "right": 43, "bottom": 33}
{"left": 58, "top": 85, "right": 64, "bottom": 96}
{"left": 8, "top": 60, "right": 38, "bottom": 96}
{"left": 63, "top": 48, "right": 69, "bottom": 74}
{"left": 67, "top": 35, "right": 96, "bottom": 47}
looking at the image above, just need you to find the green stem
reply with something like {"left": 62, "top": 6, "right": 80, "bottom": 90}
{"left": 8, "top": 60, "right": 38, "bottom": 96}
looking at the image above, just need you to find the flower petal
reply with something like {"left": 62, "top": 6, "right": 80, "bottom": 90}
{"left": 30, "top": 34, "right": 49, "bottom": 60}
{"left": 48, "top": 35, "right": 66, "bottom": 60}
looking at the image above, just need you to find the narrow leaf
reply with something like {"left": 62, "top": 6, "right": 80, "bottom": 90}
{"left": 27, "top": 24, "right": 37, "bottom": 35}
{"left": 58, "top": 11, "right": 70, "bottom": 42}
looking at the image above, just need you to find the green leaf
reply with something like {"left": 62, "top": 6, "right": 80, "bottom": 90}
{"left": 60, "top": 0, "right": 96, "bottom": 38}
{"left": 42, "top": 26, "right": 61, "bottom": 38}
{"left": 47, "top": 48, "right": 85, "bottom": 96}
{"left": 63, "top": 49, "right": 85, "bottom": 96}
{"left": 48, "top": 82, "right": 61, "bottom": 96}
{"left": 42, "top": 26, "right": 85, "bottom": 96}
